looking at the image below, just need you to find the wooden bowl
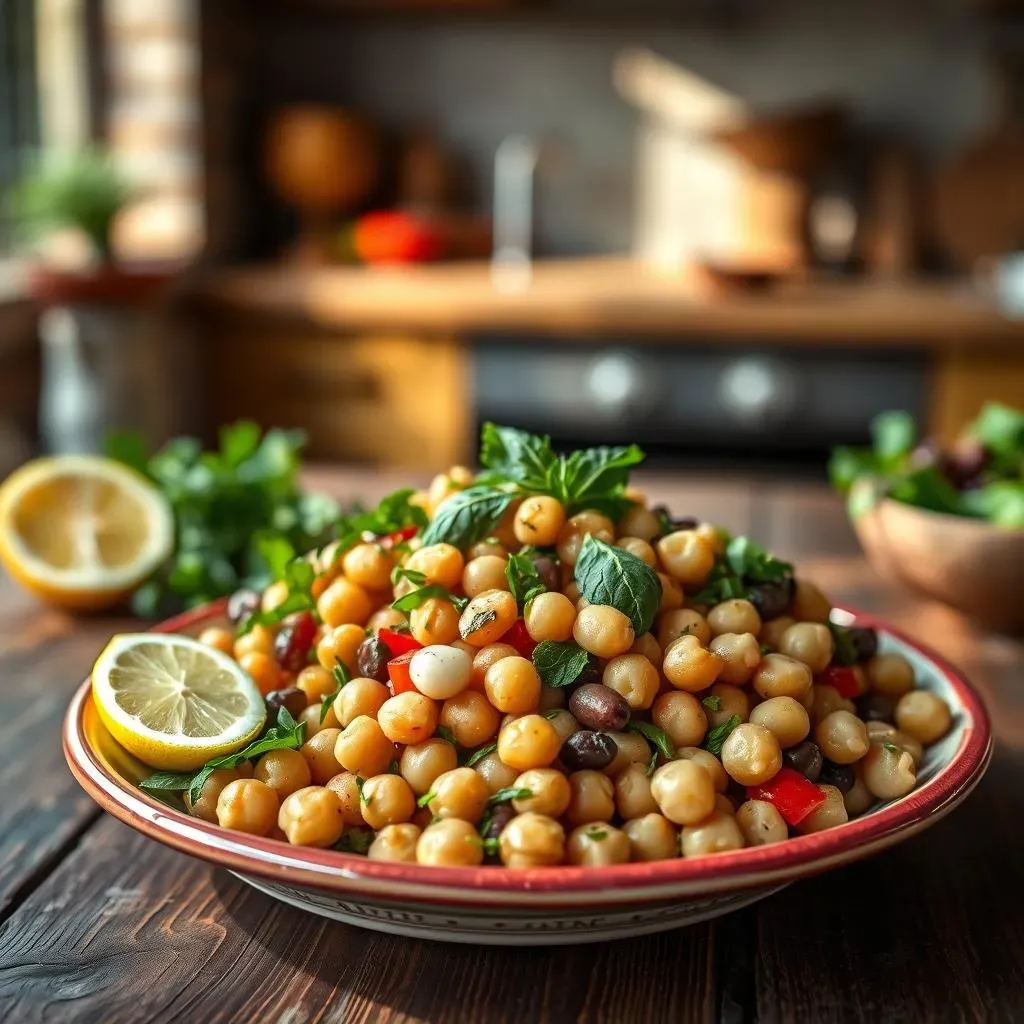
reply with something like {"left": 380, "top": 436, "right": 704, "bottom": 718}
{"left": 63, "top": 601, "right": 990, "bottom": 945}
{"left": 854, "top": 496, "right": 1024, "bottom": 633}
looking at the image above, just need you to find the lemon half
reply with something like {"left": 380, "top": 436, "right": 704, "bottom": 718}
{"left": 92, "top": 634, "right": 267, "bottom": 771}
{"left": 0, "top": 455, "right": 174, "bottom": 610}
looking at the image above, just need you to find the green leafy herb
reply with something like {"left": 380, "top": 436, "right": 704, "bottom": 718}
{"left": 461, "top": 608, "right": 497, "bottom": 635}
{"left": 331, "top": 488, "right": 428, "bottom": 555}
{"left": 320, "top": 658, "right": 352, "bottom": 722}
{"left": 356, "top": 776, "right": 373, "bottom": 806}
{"left": 759, "top": 643, "right": 772, "bottom": 656}
{"left": 724, "top": 536, "right": 792, "bottom": 585}
{"left": 827, "top": 622, "right": 859, "bottom": 667}
{"left": 691, "top": 573, "right": 750, "bottom": 606}
{"left": 392, "top": 583, "right": 468, "bottom": 613}
{"left": 574, "top": 535, "right": 662, "bottom": 634}
{"left": 505, "top": 553, "right": 546, "bottom": 612}
{"left": 336, "top": 827, "right": 374, "bottom": 855}
{"left": 626, "top": 721, "right": 675, "bottom": 761}
{"left": 701, "top": 695, "right": 722, "bottom": 712}
{"left": 435, "top": 726, "right": 458, "bottom": 745}
{"left": 480, "top": 423, "right": 557, "bottom": 490}
{"left": 645, "top": 746, "right": 659, "bottom": 777}
{"left": 420, "top": 486, "right": 517, "bottom": 548}
{"left": 585, "top": 827, "right": 609, "bottom": 841}
{"left": 468, "top": 835, "right": 502, "bottom": 856}
{"left": 872, "top": 410, "right": 916, "bottom": 464}
{"left": 465, "top": 742, "right": 497, "bottom": 768}
{"left": 391, "top": 566, "right": 427, "bottom": 587}
{"left": 960, "top": 480, "right": 1024, "bottom": 529}
{"left": 532, "top": 640, "right": 590, "bottom": 689}
{"left": 417, "top": 788, "right": 437, "bottom": 809}
{"left": 703, "top": 714, "right": 742, "bottom": 756}
{"left": 487, "top": 786, "right": 534, "bottom": 807}
{"left": 883, "top": 741, "right": 900, "bottom": 755}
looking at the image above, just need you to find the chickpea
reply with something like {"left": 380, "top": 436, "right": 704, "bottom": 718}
{"left": 572, "top": 604, "right": 635, "bottom": 659}
{"left": 360, "top": 773, "right": 416, "bottom": 830}
{"left": 657, "top": 573, "right": 685, "bottom": 613}
{"left": 300, "top": 727, "right": 345, "bottom": 785}
{"left": 254, "top": 748, "right": 312, "bottom": 799}
{"left": 473, "top": 749, "right": 520, "bottom": 795}
{"left": 758, "top": 616, "right": 796, "bottom": 651}
{"left": 706, "top": 683, "right": 750, "bottom": 728}
{"left": 368, "top": 823, "right": 422, "bottom": 863}
{"left": 333, "top": 676, "right": 390, "bottom": 727}
{"left": 861, "top": 743, "right": 917, "bottom": 801}
{"left": 749, "top": 696, "right": 810, "bottom": 749}
{"left": 867, "top": 653, "right": 915, "bottom": 698}
{"left": 720, "top": 723, "right": 783, "bottom": 787}
{"left": 567, "top": 823, "right": 631, "bottom": 866}
{"left": 409, "top": 644, "right": 473, "bottom": 700}
{"left": 556, "top": 510, "right": 615, "bottom": 567}
{"left": 566, "top": 770, "right": 616, "bottom": 825}
{"left": 498, "top": 812, "right": 565, "bottom": 867}
{"left": 791, "top": 579, "right": 832, "bottom": 623}
{"left": 435, "top": 690, "right": 496, "bottom": 749}
{"left": 894, "top": 690, "right": 951, "bottom": 745}
{"left": 459, "top": 590, "right": 518, "bottom": 647}
{"left": 753, "top": 653, "right": 812, "bottom": 701}
{"left": 735, "top": 799, "right": 788, "bottom": 846}
{"left": 604, "top": 730, "right": 652, "bottom": 778}
{"left": 652, "top": 691, "right": 708, "bottom": 748}
{"left": 405, "top": 543, "right": 465, "bottom": 591}
{"left": 656, "top": 530, "right": 715, "bottom": 587}
{"left": 333, "top": 717, "right": 395, "bottom": 778}
{"left": 471, "top": 643, "right": 517, "bottom": 690}
{"left": 796, "top": 783, "right": 849, "bottom": 833}
{"left": 617, "top": 536, "right": 658, "bottom": 567}
{"left": 485, "top": 655, "right": 542, "bottom": 714}
{"left": 199, "top": 626, "right": 234, "bottom": 655}
{"left": 623, "top": 813, "right": 678, "bottom": 862}
{"left": 614, "top": 762, "right": 660, "bottom": 819}
{"left": 811, "top": 684, "right": 856, "bottom": 725}
{"left": 185, "top": 767, "right": 244, "bottom": 823}
{"left": 512, "top": 768, "right": 572, "bottom": 817}
{"left": 662, "top": 634, "right": 724, "bottom": 693}
{"left": 602, "top": 653, "right": 660, "bottom": 710}
{"left": 709, "top": 632, "right": 761, "bottom": 686}
{"left": 377, "top": 692, "right": 439, "bottom": 746}
{"left": 299, "top": 702, "right": 338, "bottom": 738}
{"left": 342, "top": 542, "right": 394, "bottom": 591}
{"left": 216, "top": 778, "right": 279, "bottom": 836}
{"left": 262, "top": 580, "right": 289, "bottom": 613}
{"left": 396, "top": 737, "right": 455, "bottom": 795}
{"left": 887, "top": 728, "right": 924, "bottom": 767}
{"left": 466, "top": 539, "right": 508, "bottom": 560}
{"left": 233, "top": 624, "right": 275, "bottom": 661}
{"left": 296, "top": 665, "right": 336, "bottom": 704}
{"left": 409, "top": 598, "right": 462, "bottom": 647}
{"left": 778, "top": 622, "right": 834, "bottom": 674}
{"left": 545, "top": 708, "right": 581, "bottom": 745}
{"left": 695, "top": 522, "right": 727, "bottom": 556}
{"left": 650, "top": 759, "right": 716, "bottom": 825}
{"left": 278, "top": 785, "right": 344, "bottom": 847}
{"left": 460, "top": 555, "right": 508, "bottom": 599}
{"left": 815, "top": 710, "right": 870, "bottom": 764}
{"left": 844, "top": 765, "right": 875, "bottom": 817}
{"left": 239, "top": 651, "right": 281, "bottom": 696}
{"left": 417, "top": 818, "right": 484, "bottom": 867}
{"left": 675, "top": 747, "right": 729, "bottom": 793}
{"left": 708, "top": 599, "right": 762, "bottom": 638}
{"left": 317, "top": 577, "right": 373, "bottom": 629}
{"left": 525, "top": 591, "right": 577, "bottom": 644}
{"left": 657, "top": 608, "right": 711, "bottom": 648}
{"left": 630, "top": 632, "right": 663, "bottom": 664}
{"left": 618, "top": 504, "right": 662, "bottom": 543}
{"left": 425, "top": 767, "right": 489, "bottom": 823}
{"left": 366, "top": 607, "right": 408, "bottom": 636}
{"left": 325, "top": 771, "right": 366, "bottom": 826}
{"left": 680, "top": 810, "right": 745, "bottom": 857}
{"left": 514, "top": 495, "right": 567, "bottom": 547}
{"left": 497, "top": 714, "right": 562, "bottom": 771}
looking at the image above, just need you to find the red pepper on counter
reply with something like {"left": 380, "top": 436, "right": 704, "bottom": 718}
{"left": 379, "top": 628, "right": 422, "bottom": 657}
{"left": 387, "top": 650, "right": 418, "bottom": 694}
{"left": 379, "top": 525, "right": 419, "bottom": 549}
{"left": 503, "top": 619, "right": 537, "bottom": 658}
{"left": 747, "top": 767, "right": 826, "bottom": 826}
{"left": 815, "top": 664, "right": 866, "bottom": 699}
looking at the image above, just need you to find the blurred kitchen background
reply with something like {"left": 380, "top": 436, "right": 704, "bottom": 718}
{"left": 3, "top": 0, "right": 1024, "bottom": 478}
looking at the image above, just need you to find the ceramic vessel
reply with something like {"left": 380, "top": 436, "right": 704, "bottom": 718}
{"left": 64, "top": 602, "right": 992, "bottom": 946}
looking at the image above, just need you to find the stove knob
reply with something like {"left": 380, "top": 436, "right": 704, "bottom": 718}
{"left": 718, "top": 358, "right": 794, "bottom": 424}
{"left": 586, "top": 353, "right": 649, "bottom": 414}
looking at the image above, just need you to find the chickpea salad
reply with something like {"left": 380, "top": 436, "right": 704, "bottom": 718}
{"left": 133, "top": 423, "right": 953, "bottom": 869}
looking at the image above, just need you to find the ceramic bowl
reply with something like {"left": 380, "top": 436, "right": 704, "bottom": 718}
{"left": 854, "top": 497, "right": 1024, "bottom": 633}
{"left": 64, "top": 602, "right": 991, "bottom": 946}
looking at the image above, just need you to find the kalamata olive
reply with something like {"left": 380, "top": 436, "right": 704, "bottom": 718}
{"left": 483, "top": 803, "right": 516, "bottom": 863}
{"left": 652, "top": 506, "right": 699, "bottom": 536}
{"left": 265, "top": 686, "right": 307, "bottom": 720}
{"left": 529, "top": 554, "right": 561, "bottom": 594}
{"left": 227, "top": 588, "right": 261, "bottom": 626}
{"left": 819, "top": 760, "right": 855, "bottom": 794}
{"left": 356, "top": 636, "right": 393, "bottom": 682}
{"left": 856, "top": 692, "right": 895, "bottom": 723}
{"left": 783, "top": 740, "right": 823, "bottom": 782}
{"left": 749, "top": 578, "right": 794, "bottom": 621}
{"left": 848, "top": 626, "right": 878, "bottom": 663}
{"left": 560, "top": 730, "right": 618, "bottom": 771}
{"left": 274, "top": 612, "right": 318, "bottom": 672}
{"left": 569, "top": 683, "right": 631, "bottom": 732}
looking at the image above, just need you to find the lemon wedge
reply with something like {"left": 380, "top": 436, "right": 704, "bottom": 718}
{"left": 0, "top": 455, "right": 174, "bottom": 610}
{"left": 92, "top": 634, "right": 266, "bottom": 771}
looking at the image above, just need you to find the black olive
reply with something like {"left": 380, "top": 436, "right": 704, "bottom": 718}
{"left": 856, "top": 692, "right": 895, "bottom": 723}
{"left": 848, "top": 626, "right": 878, "bottom": 663}
{"left": 569, "top": 683, "right": 631, "bottom": 732}
{"left": 783, "top": 740, "right": 823, "bottom": 782}
{"left": 749, "top": 578, "right": 794, "bottom": 621}
{"left": 529, "top": 554, "right": 561, "bottom": 594}
{"left": 570, "top": 654, "right": 603, "bottom": 691}
{"left": 651, "top": 505, "right": 699, "bottom": 536}
{"left": 819, "top": 760, "right": 855, "bottom": 794}
{"left": 356, "top": 636, "right": 393, "bottom": 682}
{"left": 265, "top": 686, "right": 307, "bottom": 720}
{"left": 482, "top": 803, "right": 516, "bottom": 863}
{"left": 560, "top": 731, "right": 618, "bottom": 771}
{"left": 227, "top": 587, "right": 261, "bottom": 626}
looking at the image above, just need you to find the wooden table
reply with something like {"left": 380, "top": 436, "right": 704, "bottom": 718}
{"left": 1, "top": 472, "right": 1021, "bottom": 1023}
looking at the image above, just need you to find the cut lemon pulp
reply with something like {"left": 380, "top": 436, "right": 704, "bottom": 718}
{"left": 92, "top": 634, "right": 267, "bottom": 770}
{"left": 0, "top": 456, "right": 174, "bottom": 609}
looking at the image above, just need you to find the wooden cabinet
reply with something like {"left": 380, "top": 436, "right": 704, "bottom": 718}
{"left": 208, "top": 324, "right": 471, "bottom": 469}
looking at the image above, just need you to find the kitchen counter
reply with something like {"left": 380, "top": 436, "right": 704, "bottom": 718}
{"left": 195, "top": 258, "right": 1024, "bottom": 346}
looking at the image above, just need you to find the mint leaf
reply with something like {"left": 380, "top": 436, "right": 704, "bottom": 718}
{"left": 556, "top": 445, "right": 644, "bottom": 517}
{"left": 465, "top": 741, "right": 497, "bottom": 767}
{"left": 320, "top": 658, "right": 353, "bottom": 722}
{"left": 725, "top": 536, "right": 792, "bottom": 584}
{"left": 574, "top": 534, "right": 661, "bottom": 634}
{"left": 532, "top": 641, "right": 590, "bottom": 689}
{"left": 421, "top": 487, "right": 517, "bottom": 548}
{"left": 461, "top": 608, "right": 497, "bottom": 636}
{"left": 435, "top": 726, "right": 457, "bottom": 745}
{"left": 392, "top": 584, "right": 468, "bottom": 613}
{"left": 627, "top": 721, "right": 675, "bottom": 760}
{"left": 139, "top": 770, "right": 195, "bottom": 792}
{"left": 391, "top": 566, "right": 427, "bottom": 587}
{"left": 702, "top": 695, "right": 722, "bottom": 712}
{"left": 505, "top": 552, "right": 546, "bottom": 612}
{"left": 703, "top": 714, "right": 742, "bottom": 756}
{"left": 479, "top": 422, "right": 556, "bottom": 489}
{"left": 486, "top": 786, "right": 534, "bottom": 806}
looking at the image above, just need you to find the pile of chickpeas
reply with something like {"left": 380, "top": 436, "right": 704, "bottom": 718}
{"left": 186, "top": 468, "right": 954, "bottom": 869}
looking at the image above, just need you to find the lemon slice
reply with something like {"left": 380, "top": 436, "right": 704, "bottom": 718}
{"left": 0, "top": 455, "right": 174, "bottom": 610}
{"left": 92, "top": 634, "right": 267, "bottom": 771}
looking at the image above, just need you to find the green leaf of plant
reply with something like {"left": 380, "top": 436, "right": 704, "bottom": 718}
{"left": 220, "top": 420, "right": 263, "bottom": 468}
{"left": 556, "top": 445, "right": 644, "bottom": 516}
{"left": 703, "top": 714, "right": 742, "bottom": 756}
{"left": 626, "top": 721, "right": 675, "bottom": 760}
{"left": 960, "top": 480, "right": 1024, "bottom": 528}
{"left": 871, "top": 410, "right": 916, "bottom": 467}
{"left": 486, "top": 786, "right": 534, "bottom": 806}
{"left": 505, "top": 553, "right": 546, "bottom": 612}
{"left": 968, "top": 402, "right": 1024, "bottom": 457}
{"left": 827, "top": 446, "right": 879, "bottom": 494}
{"left": 465, "top": 741, "right": 497, "bottom": 767}
{"left": 139, "top": 770, "right": 196, "bottom": 792}
{"left": 827, "top": 622, "right": 859, "bottom": 666}
{"left": 531, "top": 641, "right": 590, "bottom": 689}
{"left": 420, "top": 486, "right": 516, "bottom": 548}
{"left": 392, "top": 584, "right": 465, "bottom": 613}
{"left": 104, "top": 430, "right": 151, "bottom": 477}
{"left": 479, "top": 422, "right": 557, "bottom": 489}
{"left": 574, "top": 535, "right": 662, "bottom": 634}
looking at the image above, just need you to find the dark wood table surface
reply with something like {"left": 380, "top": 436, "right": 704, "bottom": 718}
{"left": 1, "top": 471, "right": 1021, "bottom": 1024}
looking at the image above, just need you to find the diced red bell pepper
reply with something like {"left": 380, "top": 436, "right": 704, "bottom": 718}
{"left": 387, "top": 651, "right": 418, "bottom": 694}
{"left": 815, "top": 664, "right": 865, "bottom": 699}
{"left": 747, "top": 767, "right": 827, "bottom": 826}
{"left": 503, "top": 619, "right": 537, "bottom": 658}
{"left": 379, "top": 628, "right": 423, "bottom": 657}
{"left": 379, "top": 525, "right": 419, "bottom": 549}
